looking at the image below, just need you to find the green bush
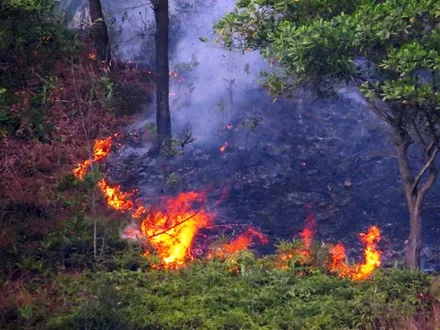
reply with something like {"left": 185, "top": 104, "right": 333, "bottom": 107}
{"left": 47, "top": 260, "right": 436, "bottom": 330}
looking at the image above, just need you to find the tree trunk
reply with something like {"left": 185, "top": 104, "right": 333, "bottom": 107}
{"left": 153, "top": 0, "right": 172, "bottom": 149}
{"left": 406, "top": 206, "right": 422, "bottom": 269}
{"left": 89, "top": 0, "right": 110, "bottom": 62}
{"left": 394, "top": 119, "right": 438, "bottom": 269}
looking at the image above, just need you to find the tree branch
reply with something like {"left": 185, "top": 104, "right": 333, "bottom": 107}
{"left": 411, "top": 145, "right": 438, "bottom": 196}
{"left": 415, "top": 167, "right": 438, "bottom": 212}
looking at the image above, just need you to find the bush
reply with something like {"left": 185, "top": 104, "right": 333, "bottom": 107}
{"left": 47, "top": 260, "right": 438, "bottom": 330}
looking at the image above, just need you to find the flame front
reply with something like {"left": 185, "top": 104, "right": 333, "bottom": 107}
{"left": 329, "top": 226, "right": 381, "bottom": 280}
{"left": 140, "top": 192, "right": 211, "bottom": 268}
{"left": 72, "top": 136, "right": 383, "bottom": 276}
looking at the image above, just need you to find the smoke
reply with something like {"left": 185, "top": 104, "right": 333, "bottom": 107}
{"left": 168, "top": 1, "right": 269, "bottom": 143}
{"left": 58, "top": 0, "right": 269, "bottom": 143}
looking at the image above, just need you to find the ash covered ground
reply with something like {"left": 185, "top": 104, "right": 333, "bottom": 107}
{"left": 106, "top": 88, "right": 440, "bottom": 272}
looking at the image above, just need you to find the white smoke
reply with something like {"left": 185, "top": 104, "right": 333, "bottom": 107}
{"left": 59, "top": 0, "right": 269, "bottom": 143}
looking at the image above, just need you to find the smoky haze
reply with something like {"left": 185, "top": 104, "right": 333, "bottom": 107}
{"left": 58, "top": 0, "right": 268, "bottom": 142}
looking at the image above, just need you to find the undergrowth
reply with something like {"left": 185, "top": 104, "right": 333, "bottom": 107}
{"left": 4, "top": 256, "right": 439, "bottom": 330}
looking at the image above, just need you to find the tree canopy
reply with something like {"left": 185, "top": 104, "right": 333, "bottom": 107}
{"left": 216, "top": 0, "right": 439, "bottom": 104}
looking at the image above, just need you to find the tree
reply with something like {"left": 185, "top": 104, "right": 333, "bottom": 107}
{"left": 89, "top": 0, "right": 110, "bottom": 61}
{"left": 152, "top": 0, "right": 172, "bottom": 150}
{"left": 216, "top": 0, "right": 440, "bottom": 269}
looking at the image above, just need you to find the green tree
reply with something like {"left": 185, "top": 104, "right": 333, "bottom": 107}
{"left": 215, "top": 0, "right": 440, "bottom": 269}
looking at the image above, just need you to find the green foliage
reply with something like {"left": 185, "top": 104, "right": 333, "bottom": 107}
{"left": 47, "top": 262, "right": 437, "bottom": 330}
{"left": 0, "top": 0, "right": 79, "bottom": 87}
{"left": 216, "top": 0, "right": 440, "bottom": 108}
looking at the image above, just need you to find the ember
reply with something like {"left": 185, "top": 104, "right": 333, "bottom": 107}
{"left": 330, "top": 226, "right": 381, "bottom": 280}
{"left": 219, "top": 141, "right": 228, "bottom": 152}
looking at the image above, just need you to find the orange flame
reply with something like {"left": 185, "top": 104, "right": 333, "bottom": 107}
{"left": 73, "top": 136, "right": 113, "bottom": 180}
{"left": 139, "top": 191, "right": 211, "bottom": 268}
{"left": 97, "top": 179, "right": 134, "bottom": 212}
{"left": 208, "top": 226, "right": 268, "bottom": 272}
{"left": 279, "top": 214, "right": 315, "bottom": 268}
{"left": 301, "top": 214, "right": 315, "bottom": 249}
{"left": 73, "top": 159, "right": 92, "bottom": 180}
{"left": 222, "top": 226, "right": 268, "bottom": 254}
{"left": 220, "top": 141, "right": 228, "bottom": 152}
{"left": 329, "top": 226, "right": 381, "bottom": 280}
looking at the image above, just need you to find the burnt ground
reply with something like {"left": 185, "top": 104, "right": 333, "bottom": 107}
{"left": 106, "top": 88, "right": 440, "bottom": 272}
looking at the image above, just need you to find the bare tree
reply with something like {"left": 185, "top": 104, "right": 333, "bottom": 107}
{"left": 89, "top": 0, "right": 110, "bottom": 61}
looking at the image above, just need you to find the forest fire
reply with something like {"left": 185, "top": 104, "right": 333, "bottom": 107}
{"left": 329, "top": 226, "right": 381, "bottom": 280}
{"left": 139, "top": 191, "right": 211, "bottom": 268}
{"left": 73, "top": 136, "right": 382, "bottom": 278}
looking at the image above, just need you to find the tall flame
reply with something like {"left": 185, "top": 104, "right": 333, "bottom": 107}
{"left": 139, "top": 192, "right": 211, "bottom": 268}
{"left": 329, "top": 226, "right": 381, "bottom": 280}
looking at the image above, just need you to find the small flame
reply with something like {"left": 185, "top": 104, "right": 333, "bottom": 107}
{"left": 139, "top": 191, "right": 211, "bottom": 268}
{"left": 72, "top": 159, "right": 92, "bottom": 180}
{"left": 88, "top": 52, "right": 96, "bottom": 60}
{"left": 73, "top": 136, "right": 113, "bottom": 180}
{"left": 301, "top": 214, "right": 315, "bottom": 249}
{"left": 97, "top": 179, "right": 134, "bottom": 212}
{"left": 278, "top": 214, "right": 315, "bottom": 268}
{"left": 222, "top": 226, "right": 268, "bottom": 254}
{"left": 208, "top": 226, "right": 268, "bottom": 273}
{"left": 132, "top": 206, "right": 148, "bottom": 218}
{"left": 220, "top": 141, "right": 228, "bottom": 153}
{"left": 330, "top": 226, "right": 381, "bottom": 280}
